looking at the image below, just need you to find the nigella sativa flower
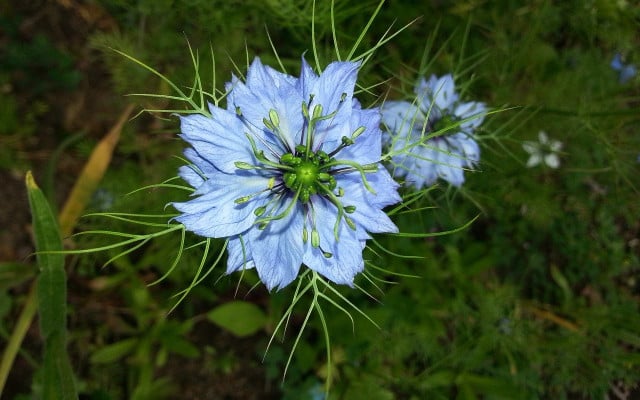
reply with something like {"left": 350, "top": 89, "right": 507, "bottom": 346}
{"left": 523, "top": 131, "right": 562, "bottom": 169}
{"left": 610, "top": 53, "right": 636, "bottom": 84}
{"left": 381, "top": 74, "right": 486, "bottom": 188}
{"left": 172, "top": 57, "right": 401, "bottom": 290}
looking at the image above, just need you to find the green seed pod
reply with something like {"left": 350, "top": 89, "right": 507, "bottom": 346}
{"left": 317, "top": 150, "right": 330, "bottom": 163}
{"left": 281, "top": 153, "right": 295, "bottom": 164}
{"left": 300, "top": 188, "right": 311, "bottom": 203}
{"left": 283, "top": 172, "right": 297, "bottom": 188}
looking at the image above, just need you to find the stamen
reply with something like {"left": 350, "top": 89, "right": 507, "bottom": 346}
{"left": 234, "top": 161, "right": 259, "bottom": 170}
{"left": 311, "top": 228, "right": 320, "bottom": 248}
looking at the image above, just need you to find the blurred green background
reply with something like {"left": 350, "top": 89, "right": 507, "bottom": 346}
{"left": 1, "top": 1, "right": 639, "bottom": 399}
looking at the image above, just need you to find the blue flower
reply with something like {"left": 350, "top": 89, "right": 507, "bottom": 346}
{"left": 173, "top": 57, "right": 401, "bottom": 290}
{"left": 610, "top": 53, "right": 637, "bottom": 84}
{"left": 381, "top": 74, "right": 486, "bottom": 188}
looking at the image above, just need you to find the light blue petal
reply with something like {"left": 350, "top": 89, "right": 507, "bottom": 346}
{"left": 226, "top": 235, "right": 256, "bottom": 273}
{"left": 455, "top": 101, "right": 486, "bottom": 130}
{"left": 433, "top": 141, "right": 466, "bottom": 187}
{"left": 450, "top": 133, "right": 480, "bottom": 165}
{"left": 173, "top": 171, "right": 271, "bottom": 237}
{"left": 246, "top": 198, "right": 304, "bottom": 290}
{"left": 336, "top": 171, "right": 399, "bottom": 236}
{"left": 333, "top": 107, "right": 383, "bottom": 165}
{"left": 246, "top": 57, "right": 297, "bottom": 90}
{"left": 418, "top": 74, "right": 458, "bottom": 112}
{"left": 179, "top": 111, "right": 254, "bottom": 174}
{"left": 381, "top": 100, "right": 426, "bottom": 141}
{"left": 227, "top": 59, "right": 305, "bottom": 152}
{"left": 308, "top": 61, "right": 361, "bottom": 147}
{"left": 298, "top": 57, "right": 319, "bottom": 101}
{"left": 303, "top": 197, "right": 364, "bottom": 286}
{"left": 409, "top": 144, "right": 441, "bottom": 188}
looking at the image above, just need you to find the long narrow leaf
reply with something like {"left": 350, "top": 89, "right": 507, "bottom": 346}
{"left": 26, "top": 172, "right": 78, "bottom": 400}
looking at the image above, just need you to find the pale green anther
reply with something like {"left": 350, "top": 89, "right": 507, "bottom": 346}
{"left": 281, "top": 153, "right": 301, "bottom": 166}
{"left": 235, "top": 106, "right": 242, "bottom": 116}
{"left": 311, "top": 229, "right": 320, "bottom": 248}
{"left": 302, "top": 227, "right": 308, "bottom": 243}
{"left": 340, "top": 92, "right": 347, "bottom": 102}
{"left": 318, "top": 172, "right": 332, "bottom": 181}
{"left": 322, "top": 251, "right": 333, "bottom": 259}
{"left": 263, "top": 117, "right": 275, "bottom": 131}
{"left": 317, "top": 150, "right": 330, "bottom": 163}
{"left": 269, "top": 109, "right": 280, "bottom": 127}
{"left": 234, "top": 195, "right": 251, "bottom": 204}
{"left": 351, "top": 126, "right": 365, "bottom": 140}
{"left": 341, "top": 136, "right": 354, "bottom": 146}
{"left": 362, "top": 163, "right": 378, "bottom": 172}
{"left": 337, "top": 187, "right": 344, "bottom": 197}
{"left": 302, "top": 101, "right": 310, "bottom": 118}
{"left": 258, "top": 222, "right": 268, "bottom": 230}
{"left": 254, "top": 206, "right": 266, "bottom": 217}
{"left": 345, "top": 217, "right": 356, "bottom": 231}
{"left": 235, "top": 161, "right": 255, "bottom": 170}
{"left": 344, "top": 205, "right": 356, "bottom": 213}
{"left": 312, "top": 104, "right": 323, "bottom": 119}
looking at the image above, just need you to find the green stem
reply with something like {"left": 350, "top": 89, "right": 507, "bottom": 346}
{"left": 0, "top": 283, "right": 38, "bottom": 396}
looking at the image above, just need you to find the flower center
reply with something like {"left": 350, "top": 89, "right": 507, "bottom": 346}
{"left": 432, "top": 113, "right": 458, "bottom": 133}
{"left": 233, "top": 105, "right": 377, "bottom": 248}
{"left": 296, "top": 162, "right": 318, "bottom": 186}
{"left": 280, "top": 148, "right": 336, "bottom": 204}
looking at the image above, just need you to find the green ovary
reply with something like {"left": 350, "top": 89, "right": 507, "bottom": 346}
{"left": 295, "top": 162, "right": 319, "bottom": 187}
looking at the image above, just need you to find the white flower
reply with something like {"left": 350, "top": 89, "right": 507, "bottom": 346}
{"left": 522, "top": 131, "right": 562, "bottom": 169}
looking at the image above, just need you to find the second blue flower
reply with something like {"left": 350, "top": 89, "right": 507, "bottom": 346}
{"left": 381, "top": 74, "right": 486, "bottom": 188}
